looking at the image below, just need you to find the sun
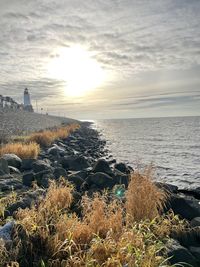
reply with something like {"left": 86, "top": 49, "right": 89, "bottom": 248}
{"left": 47, "top": 46, "right": 105, "bottom": 97}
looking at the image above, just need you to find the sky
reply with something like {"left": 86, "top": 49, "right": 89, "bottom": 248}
{"left": 0, "top": 0, "right": 200, "bottom": 119}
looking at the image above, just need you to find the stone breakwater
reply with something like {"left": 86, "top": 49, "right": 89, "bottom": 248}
{"left": 1, "top": 125, "right": 200, "bottom": 266}
{"left": 0, "top": 107, "right": 78, "bottom": 139}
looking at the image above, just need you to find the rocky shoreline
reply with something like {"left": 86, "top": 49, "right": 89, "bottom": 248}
{"left": 1, "top": 123, "right": 200, "bottom": 266}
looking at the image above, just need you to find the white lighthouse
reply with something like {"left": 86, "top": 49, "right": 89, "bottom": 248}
{"left": 24, "top": 88, "right": 34, "bottom": 112}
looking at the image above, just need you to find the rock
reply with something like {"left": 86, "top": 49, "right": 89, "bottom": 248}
{"left": 92, "top": 159, "right": 113, "bottom": 175}
{"left": 113, "top": 169, "right": 129, "bottom": 187}
{"left": 167, "top": 194, "right": 200, "bottom": 220}
{"left": 0, "top": 221, "right": 15, "bottom": 242}
{"left": 67, "top": 174, "right": 84, "bottom": 189}
{"left": 174, "top": 228, "right": 200, "bottom": 248}
{"left": 86, "top": 172, "right": 114, "bottom": 189}
{"left": 114, "top": 162, "right": 130, "bottom": 174}
{"left": 191, "top": 218, "right": 200, "bottom": 227}
{"left": 21, "top": 159, "right": 36, "bottom": 171}
{"left": 0, "top": 178, "right": 23, "bottom": 191}
{"left": 34, "top": 169, "right": 53, "bottom": 187}
{"left": 47, "top": 144, "right": 65, "bottom": 156}
{"left": 2, "top": 154, "right": 22, "bottom": 169}
{"left": 155, "top": 182, "right": 178, "bottom": 194}
{"left": 0, "top": 158, "right": 9, "bottom": 175}
{"left": 22, "top": 172, "right": 35, "bottom": 187}
{"left": 189, "top": 246, "right": 200, "bottom": 260}
{"left": 61, "top": 155, "right": 90, "bottom": 171}
{"left": 166, "top": 239, "right": 199, "bottom": 266}
{"left": 32, "top": 159, "right": 52, "bottom": 173}
{"left": 53, "top": 167, "right": 67, "bottom": 179}
{"left": 9, "top": 166, "right": 21, "bottom": 174}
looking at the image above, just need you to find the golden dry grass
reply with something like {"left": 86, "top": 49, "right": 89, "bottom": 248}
{"left": 28, "top": 124, "right": 79, "bottom": 147}
{"left": 0, "top": 142, "right": 40, "bottom": 159}
{"left": 125, "top": 168, "right": 167, "bottom": 223}
{"left": 0, "top": 170, "right": 186, "bottom": 267}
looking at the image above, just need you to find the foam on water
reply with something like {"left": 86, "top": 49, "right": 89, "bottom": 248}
{"left": 93, "top": 116, "right": 200, "bottom": 189}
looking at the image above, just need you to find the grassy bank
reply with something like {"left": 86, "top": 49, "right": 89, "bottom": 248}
{"left": 0, "top": 124, "right": 79, "bottom": 159}
{"left": 0, "top": 169, "right": 186, "bottom": 267}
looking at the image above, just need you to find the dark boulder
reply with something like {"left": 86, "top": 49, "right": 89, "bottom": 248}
{"left": 167, "top": 194, "right": 200, "bottom": 220}
{"left": 166, "top": 239, "right": 199, "bottom": 267}
{"left": 86, "top": 172, "right": 114, "bottom": 189}
{"left": 22, "top": 172, "right": 35, "bottom": 187}
{"left": 114, "top": 162, "right": 130, "bottom": 174}
{"left": 32, "top": 160, "right": 52, "bottom": 173}
{"left": 112, "top": 169, "right": 129, "bottom": 187}
{"left": 47, "top": 144, "right": 65, "bottom": 156}
{"left": 0, "top": 177, "right": 23, "bottom": 191}
{"left": 21, "top": 159, "right": 36, "bottom": 171}
{"left": 92, "top": 159, "right": 113, "bottom": 175}
{"left": 0, "top": 158, "right": 9, "bottom": 175}
{"left": 191, "top": 218, "right": 200, "bottom": 227}
{"left": 53, "top": 167, "right": 67, "bottom": 179}
{"left": 67, "top": 174, "right": 84, "bottom": 189}
{"left": 9, "top": 166, "right": 21, "bottom": 174}
{"left": 61, "top": 155, "right": 90, "bottom": 171}
{"left": 2, "top": 154, "right": 22, "bottom": 169}
{"left": 155, "top": 182, "right": 178, "bottom": 194}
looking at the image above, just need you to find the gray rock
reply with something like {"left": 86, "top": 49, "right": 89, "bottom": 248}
{"left": 155, "top": 182, "right": 178, "bottom": 193}
{"left": 21, "top": 159, "right": 36, "bottom": 171}
{"left": 47, "top": 144, "right": 65, "bottom": 156}
{"left": 61, "top": 155, "right": 90, "bottom": 171}
{"left": 0, "top": 221, "right": 15, "bottom": 242}
{"left": 87, "top": 172, "right": 114, "bottom": 189}
{"left": 2, "top": 154, "right": 22, "bottom": 169}
{"left": 92, "top": 159, "right": 113, "bottom": 175}
{"left": 9, "top": 166, "right": 21, "bottom": 174}
{"left": 166, "top": 239, "right": 198, "bottom": 266}
{"left": 22, "top": 172, "right": 35, "bottom": 187}
{"left": 53, "top": 167, "right": 67, "bottom": 179}
{"left": 0, "top": 178, "right": 23, "bottom": 191}
{"left": 113, "top": 169, "right": 129, "bottom": 187}
{"left": 0, "top": 158, "right": 9, "bottom": 175}
{"left": 32, "top": 159, "right": 52, "bottom": 173}
{"left": 189, "top": 246, "right": 200, "bottom": 260}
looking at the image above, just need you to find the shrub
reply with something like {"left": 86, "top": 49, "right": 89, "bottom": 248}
{"left": 0, "top": 142, "right": 40, "bottom": 159}
{"left": 125, "top": 168, "right": 167, "bottom": 223}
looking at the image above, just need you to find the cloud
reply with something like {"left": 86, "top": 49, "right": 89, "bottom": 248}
{"left": 0, "top": 0, "right": 200, "bottom": 118}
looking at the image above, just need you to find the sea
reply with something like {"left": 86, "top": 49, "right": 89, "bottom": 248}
{"left": 92, "top": 116, "right": 200, "bottom": 189}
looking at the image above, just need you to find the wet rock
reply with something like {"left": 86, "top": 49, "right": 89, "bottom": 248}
{"left": 2, "top": 154, "right": 22, "bottom": 169}
{"left": 114, "top": 162, "right": 130, "bottom": 174}
{"left": 191, "top": 218, "right": 200, "bottom": 227}
{"left": 86, "top": 172, "right": 114, "bottom": 189}
{"left": 166, "top": 239, "right": 199, "bottom": 267}
{"left": 21, "top": 159, "right": 36, "bottom": 171}
{"left": 0, "top": 158, "right": 9, "bottom": 175}
{"left": 67, "top": 174, "right": 84, "bottom": 189}
{"left": 92, "top": 159, "right": 113, "bottom": 175}
{"left": 61, "top": 155, "right": 90, "bottom": 171}
{"left": 22, "top": 172, "right": 35, "bottom": 187}
{"left": 32, "top": 159, "right": 52, "bottom": 173}
{"left": 53, "top": 167, "right": 67, "bottom": 179}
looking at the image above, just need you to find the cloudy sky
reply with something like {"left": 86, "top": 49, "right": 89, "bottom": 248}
{"left": 0, "top": 0, "right": 200, "bottom": 119}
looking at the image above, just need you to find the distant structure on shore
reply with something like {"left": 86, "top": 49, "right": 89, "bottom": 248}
{"left": 24, "top": 88, "right": 34, "bottom": 112}
{"left": 0, "top": 88, "right": 34, "bottom": 112}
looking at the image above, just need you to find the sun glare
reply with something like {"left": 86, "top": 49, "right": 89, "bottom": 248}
{"left": 48, "top": 46, "right": 105, "bottom": 97}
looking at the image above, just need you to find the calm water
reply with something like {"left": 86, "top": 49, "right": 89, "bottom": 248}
{"left": 93, "top": 116, "right": 200, "bottom": 189}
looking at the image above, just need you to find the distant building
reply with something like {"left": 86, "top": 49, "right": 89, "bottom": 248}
{"left": 24, "top": 88, "right": 34, "bottom": 112}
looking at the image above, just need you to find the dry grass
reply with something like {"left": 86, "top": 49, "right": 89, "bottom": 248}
{"left": 0, "top": 142, "right": 40, "bottom": 159}
{"left": 126, "top": 168, "right": 167, "bottom": 223}
{"left": 0, "top": 170, "right": 186, "bottom": 267}
{"left": 29, "top": 124, "right": 79, "bottom": 147}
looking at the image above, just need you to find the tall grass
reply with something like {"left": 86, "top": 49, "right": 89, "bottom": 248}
{"left": 0, "top": 171, "right": 186, "bottom": 267}
{"left": 29, "top": 124, "right": 79, "bottom": 147}
{"left": 0, "top": 142, "right": 40, "bottom": 159}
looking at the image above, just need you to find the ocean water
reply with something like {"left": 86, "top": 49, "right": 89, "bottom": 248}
{"left": 93, "top": 116, "right": 200, "bottom": 189}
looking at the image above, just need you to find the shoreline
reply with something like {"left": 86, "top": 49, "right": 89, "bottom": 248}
{"left": 1, "top": 123, "right": 200, "bottom": 266}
